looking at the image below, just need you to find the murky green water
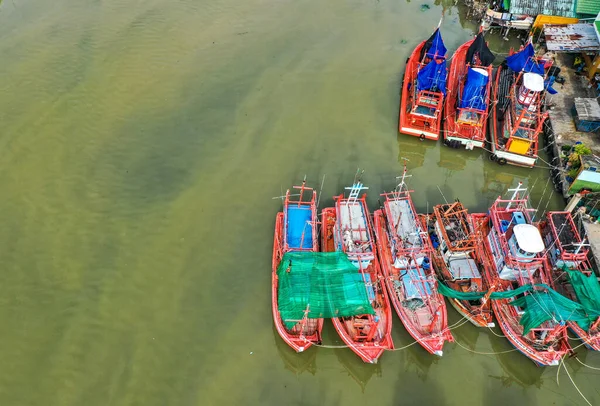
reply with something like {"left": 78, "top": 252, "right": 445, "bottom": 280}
{"left": 0, "top": 0, "right": 597, "bottom": 405}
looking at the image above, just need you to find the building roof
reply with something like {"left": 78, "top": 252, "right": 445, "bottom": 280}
{"left": 574, "top": 98, "right": 600, "bottom": 121}
{"left": 576, "top": 0, "right": 600, "bottom": 17}
{"left": 544, "top": 24, "right": 600, "bottom": 52}
{"left": 513, "top": 224, "right": 545, "bottom": 253}
{"left": 509, "top": 0, "right": 577, "bottom": 18}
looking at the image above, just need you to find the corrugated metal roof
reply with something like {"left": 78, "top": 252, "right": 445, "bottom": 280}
{"left": 544, "top": 24, "right": 600, "bottom": 52}
{"left": 576, "top": 0, "right": 600, "bottom": 17}
{"left": 509, "top": 0, "right": 577, "bottom": 17}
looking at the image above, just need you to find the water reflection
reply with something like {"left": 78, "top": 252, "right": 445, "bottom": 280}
{"left": 273, "top": 326, "right": 318, "bottom": 376}
{"left": 397, "top": 133, "right": 427, "bottom": 168}
{"left": 335, "top": 348, "right": 382, "bottom": 392}
{"left": 402, "top": 341, "right": 438, "bottom": 382}
{"left": 489, "top": 334, "right": 544, "bottom": 389}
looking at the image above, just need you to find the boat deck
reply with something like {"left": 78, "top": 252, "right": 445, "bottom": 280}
{"left": 286, "top": 206, "right": 313, "bottom": 249}
{"left": 338, "top": 202, "right": 371, "bottom": 253}
{"left": 386, "top": 200, "right": 423, "bottom": 248}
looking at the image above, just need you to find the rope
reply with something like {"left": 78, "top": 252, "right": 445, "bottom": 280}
{"left": 454, "top": 339, "right": 517, "bottom": 355}
{"left": 387, "top": 339, "right": 421, "bottom": 351}
{"left": 560, "top": 357, "right": 593, "bottom": 406}
{"left": 487, "top": 325, "right": 506, "bottom": 338}
{"left": 575, "top": 357, "right": 600, "bottom": 371}
{"left": 312, "top": 343, "right": 350, "bottom": 349}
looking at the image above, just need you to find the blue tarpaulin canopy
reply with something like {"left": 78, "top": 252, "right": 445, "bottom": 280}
{"left": 460, "top": 67, "right": 489, "bottom": 111}
{"left": 524, "top": 58, "right": 544, "bottom": 75}
{"left": 506, "top": 43, "right": 535, "bottom": 72}
{"left": 424, "top": 28, "right": 447, "bottom": 59}
{"left": 417, "top": 59, "right": 447, "bottom": 95}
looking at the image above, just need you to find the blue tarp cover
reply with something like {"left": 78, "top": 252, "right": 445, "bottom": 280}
{"left": 524, "top": 58, "right": 544, "bottom": 75}
{"left": 506, "top": 43, "right": 534, "bottom": 73}
{"left": 402, "top": 266, "right": 433, "bottom": 300}
{"left": 286, "top": 206, "right": 313, "bottom": 249}
{"left": 425, "top": 28, "right": 447, "bottom": 59}
{"left": 545, "top": 76, "right": 558, "bottom": 95}
{"left": 417, "top": 59, "right": 447, "bottom": 95}
{"left": 460, "top": 67, "right": 489, "bottom": 111}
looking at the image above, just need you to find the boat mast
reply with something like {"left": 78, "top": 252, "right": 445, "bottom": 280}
{"left": 506, "top": 182, "right": 526, "bottom": 210}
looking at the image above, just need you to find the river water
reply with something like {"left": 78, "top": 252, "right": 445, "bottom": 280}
{"left": 0, "top": 0, "right": 598, "bottom": 405}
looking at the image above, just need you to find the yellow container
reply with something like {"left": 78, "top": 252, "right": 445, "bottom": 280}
{"left": 508, "top": 138, "right": 531, "bottom": 155}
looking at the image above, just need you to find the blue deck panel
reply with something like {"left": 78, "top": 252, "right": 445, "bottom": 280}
{"left": 286, "top": 206, "right": 313, "bottom": 249}
{"left": 402, "top": 267, "right": 433, "bottom": 300}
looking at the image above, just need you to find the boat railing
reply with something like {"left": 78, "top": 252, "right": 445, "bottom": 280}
{"left": 287, "top": 181, "right": 317, "bottom": 207}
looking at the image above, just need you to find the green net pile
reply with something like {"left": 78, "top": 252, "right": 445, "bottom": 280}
{"left": 277, "top": 251, "right": 375, "bottom": 329}
{"left": 437, "top": 266, "right": 600, "bottom": 334}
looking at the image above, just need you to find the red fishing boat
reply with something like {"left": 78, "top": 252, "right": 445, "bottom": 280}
{"left": 540, "top": 211, "right": 600, "bottom": 351}
{"left": 272, "top": 181, "right": 323, "bottom": 352}
{"left": 479, "top": 183, "right": 570, "bottom": 366}
{"left": 373, "top": 168, "right": 453, "bottom": 355}
{"left": 424, "top": 202, "right": 494, "bottom": 327}
{"left": 399, "top": 25, "right": 448, "bottom": 141}
{"left": 321, "top": 179, "right": 394, "bottom": 363}
{"left": 443, "top": 32, "right": 495, "bottom": 150}
{"left": 488, "top": 42, "right": 552, "bottom": 167}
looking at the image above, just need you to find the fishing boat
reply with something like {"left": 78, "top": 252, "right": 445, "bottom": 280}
{"left": 321, "top": 179, "right": 394, "bottom": 363}
{"left": 399, "top": 25, "right": 448, "bottom": 141}
{"left": 488, "top": 42, "right": 551, "bottom": 167}
{"left": 424, "top": 202, "right": 494, "bottom": 327}
{"left": 480, "top": 183, "right": 570, "bottom": 366}
{"left": 373, "top": 167, "right": 453, "bottom": 355}
{"left": 443, "top": 32, "right": 495, "bottom": 150}
{"left": 540, "top": 211, "right": 600, "bottom": 351}
{"left": 272, "top": 181, "right": 323, "bottom": 352}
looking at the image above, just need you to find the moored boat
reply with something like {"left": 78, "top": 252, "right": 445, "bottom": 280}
{"left": 443, "top": 32, "right": 495, "bottom": 150}
{"left": 399, "top": 25, "right": 448, "bottom": 141}
{"left": 424, "top": 201, "right": 494, "bottom": 327}
{"left": 479, "top": 183, "right": 570, "bottom": 366}
{"left": 272, "top": 181, "right": 323, "bottom": 352}
{"left": 488, "top": 43, "right": 551, "bottom": 167}
{"left": 540, "top": 211, "right": 600, "bottom": 351}
{"left": 373, "top": 168, "right": 453, "bottom": 355}
{"left": 321, "top": 179, "right": 394, "bottom": 363}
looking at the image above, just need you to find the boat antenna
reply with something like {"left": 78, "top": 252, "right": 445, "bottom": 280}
{"left": 316, "top": 174, "right": 326, "bottom": 209}
{"left": 506, "top": 182, "right": 526, "bottom": 210}
{"left": 395, "top": 158, "right": 411, "bottom": 194}
{"left": 436, "top": 185, "right": 449, "bottom": 204}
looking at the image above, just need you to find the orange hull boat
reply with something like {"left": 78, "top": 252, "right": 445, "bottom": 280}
{"left": 399, "top": 27, "right": 447, "bottom": 141}
{"left": 320, "top": 181, "right": 393, "bottom": 364}
{"left": 443, "top": 32, "right": 494, "bottom": 150}
{"left": 424, "top": 203, "right": 494, "bottom": 327}
{"left": 272, "top": 182, "right": 324, "bottom": 352}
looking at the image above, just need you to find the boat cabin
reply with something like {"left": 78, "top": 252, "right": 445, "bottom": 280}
{"left": 501, "top": 72, "right": 547, "bottom": 156}
{"left": 541, "top": 211, "right": 589, "bottom": 270}
{"left": 507, "top": 224, "right": 545, "bottom": 263}
{"left": 488, "top": 203, "right": 546, "bottom": 281}
{"left": 334, "top": 183, "right": 375, "bottom": 269}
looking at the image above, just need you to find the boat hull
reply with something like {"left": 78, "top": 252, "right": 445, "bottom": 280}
{"left": 568, "top": 322, "right": 600, "bottom": 351}
{"left": 399, "top": 40, "right": 443, "bottom": 141}
{"left": 490, "top": 300, "right": 567, "bottom": 366}
{"left": 446, "top": 296, "right": 494, "bottom": 328}
{"left": 322, "top": 207, "right": 394, "bottom": 363}
{"left": 272, "top": 212, "right": 323, "bottom": 352}
{"left": 478, "top": 219, "right": 570, "bottom": 366}
{"left": 488, "top": 64, "right": 538, "bottom": 168}
{"left": 443, "top": 38, "right": 490, "bottom": 149}
{"left": 374, "top": 210, "right": 452, "bottom": 355}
